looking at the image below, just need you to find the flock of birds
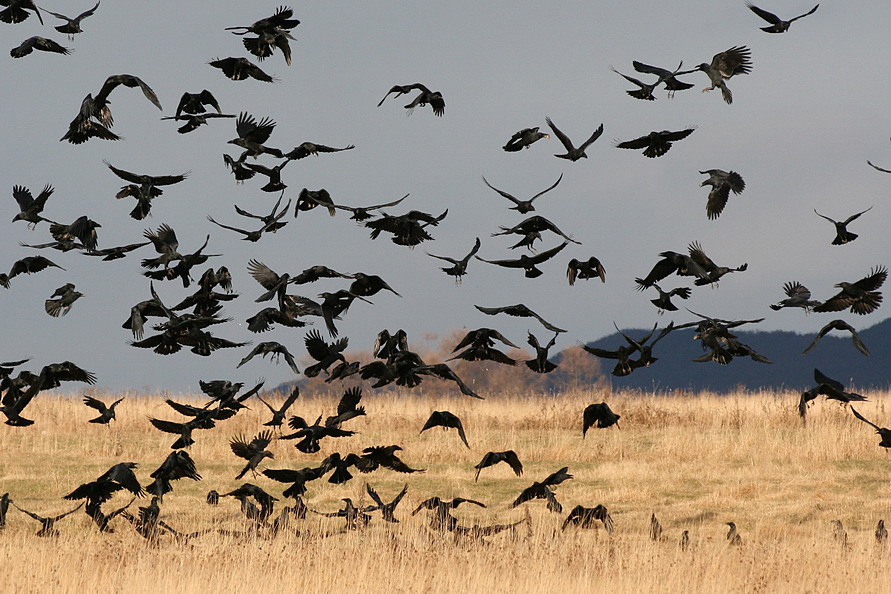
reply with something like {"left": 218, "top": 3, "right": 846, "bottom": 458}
{"left": 1, "top": 2, "right": 889, "bottom": 546}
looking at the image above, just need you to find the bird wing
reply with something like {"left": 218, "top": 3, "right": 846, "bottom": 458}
{"left": 229, "top": 435, "right": 255, "bottom": 459}
{"left": 247, "top": 259, "right": 281, "bottom": 290}
{"left": 530, "top": 173, "right": 563, "bottom": 201}
{"left": 851, "top": 407, "right": 881, "bottom": 431}
{"left": 789, "top": 4, "right": 819, "bottom": 22}
{"left": 529, "top": 241, "right": 569, "bottom": 264}
{"left": 577, "top": 123, "right": 605, "bottom": 151}
{"left": 82, "top": 395, "right": 106, "bottom": 412}
{"left": 854, "top": 266, "right": 888, "bottom": 292}
{"left": 745, "top": 2, "right": 781, "bottom": 25}
{"left": 504, "top": 450, "right": 523, "bottom": 476}
{"left": 481, "top": 176, "right": 521, "bottom": 205}
{"left": 545, "top": 116, "right": 575, "bottom": 152}
{"left": 842, "top": 205, "right": 873, "bottom": 225}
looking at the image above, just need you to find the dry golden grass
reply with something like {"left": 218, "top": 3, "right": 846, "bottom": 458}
{"left": 3, "top": 388, "right": 891, "bottom": 593}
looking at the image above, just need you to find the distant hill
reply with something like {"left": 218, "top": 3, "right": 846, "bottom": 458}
{"left": 577, "top": 317, "right": 891, "bottom": 392}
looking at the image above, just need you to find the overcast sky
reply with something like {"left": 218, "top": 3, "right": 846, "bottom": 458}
{"left": 1, "top": 2, "right": 888, "bottom": 393}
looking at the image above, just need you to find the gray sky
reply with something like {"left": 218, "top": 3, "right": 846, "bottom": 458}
{"left": 1, "top": 2, "right": 888, "bottom": 393}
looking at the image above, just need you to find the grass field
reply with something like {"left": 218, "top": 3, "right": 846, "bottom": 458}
{"left": 2, "top": 388, "right": 891, "bottom": 593}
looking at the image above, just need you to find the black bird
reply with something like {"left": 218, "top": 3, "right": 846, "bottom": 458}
{"left": 813, "top": 206, "right": 873, "bottom": 245}
{"left": 320, "top": 386, "right": 365, "bottom": 427}
{"left": 687, "top": 241, "right": 748, "bottom": 286}
{"left": 867, "top": 161, "right": 891, "bottom": 174}
{"left": 209, "top": 57, "right": 277, "bottom": 82}
{"left": 770, "top": 281, "right": 821, "bottom": 312}
{"left": 10, "top": 36, "right": 70, "bottom": 58}
{"left": 611, "top": 65, "right": 665, "bottom": 101}
{"left": 474, "top": 450, "right": 523, "bottom": 481}
{"left": 1, "top": 360, "right": 96, "bottom": 426}
{"left": 681, "top": 46, "right": 752, "bottom": 104}
{"left": 481, "top": 174, "right": 562, "bottom": 214}
{"left": 0, "top": 0, "right": 42, "bottom": 24}
{"left": 632, "top": 61, "right": 696, "bottom": 97}
{"left": 583, "top": 402, "right": 621, "bottom": 436}
{"left": 0, "top": 493, "right": 8, "bottom": 529}
{"left": 263, "top": 465, "right": 327, "bottom": 500}
{"left": 512, "top": 467, "right": 573, "bottom": 513}
{"left": 366, "top": 483, "right": 409, "bottom": 523}
{"left": 681, "top": 311, "right": 770, "bottom": 365}
{"left": 802, "top": 319, "right": 869, "bottom": 356}
{"left": 476, "top": 242, "right": 569, "bottom": 278}
{"left": 319, "top": 452, "right": 363, "bottom": 485}
{"left": 700, "top": 169, "right": 745, "bottom": 220}
{"left": 11, "top": 184, "right": 54, "bottom": 228}
{"left": 814, "top": 266, "right": 887, "bottom": 315}
{"left": 145, "top": 450, "right": 201, "bottom": 500}
{"left": 50, "top": 216, "right": 101, "bottom": 252}
{"left": 224, "top": 483, "right": 278, "bottom": 523}
{"left": 87, "top": 74, "right": 163, "bottom": 128}
{"left": 206, "top": 205, "right": 286, "bottom": 242}
{"left": 615, "top": 128, "right": 696, "bottom": 158}
{"left": 257, "top": 386, "right": 301, "bottom": 427}
{"left": 851, "top": 408, "right": 891, "bottom": 449}
{"left": 104, "top": 160, "right": 190, "bottom": 220}
{"left": 162, "top": 112, "right": 236, "bottom": 134}
{"left": 82, "top": 395, "right": 123, "bottom": 424}
{"left": 746, "top": 2, "right": 819, "bottom": 33}
{"left": 304, "top": 330, "right": 349, "bottom": 378}
{"left": 83, "top": 241, "right": 150, "bottom": 261}
{"left": 228, "top": 112, "right": 283, "bottom": 159}
{"left": 420, "top": 410, "right": 469, "bottom": 448}
{"left": 646, "top": 284, "right": 691, "bottom": 313}
{"left": 806, "top": 368, "right": 867, "bottom": 404}
{"left": 319, "top": 289, "right": 370, "bottom": 338}
{"left": 378, "top": 83, "right": 445, "bottom": 116}
{"left": 567, "top": 257, "right": 606, "bottom": 285}
{"left": 230, "top": 430, "right": 275, "bottom": 479}
{"left": 285, "top": 142, "right": 355, "bottom": 160}
{"left": 562, "top": 504, "right": 614, "bottom": 533}
{"left": 60, "top": 98, "right": 120, "bottom": 145}
{"left": 63, "top": 462, "right": 144, "bottom": 509}
{"left": 475, "top": 303, "right": 566, "bottom": 334}
{"left": 356, "top": 445, "right": 424, "bottom": 474}
{"left": 349, "top": 272, "right": 400, "bottom": 298}
{"left": 365, "top": 208, "right": 448, "bottom": 246}
{"left": 502, "top": 127, "right": 549, "bottom": 151}
{"left": 545, "top": 117, "right": 603, "bottom": 161}
{"left": 13, "top": 502, "right": 83, "bottom": 537}
{"left": 281, "top": 414, "right": 355, "bottom": 454}
{"left": 325, "top": 193, "right": 410, "bottom": 222}
{"left": 42, "top": 2, "right": 99, "bottom": 38}
{"left": 582, "top": 325, "right": 656, "bottom": 377}
{"left": 525, "top": 331, "right": 560, "bottom": 374}
{"left": 44, "top": 283, "right": 83, "bottom": 317}
{"left": 449, "top": 327, "right": 520, "bottom": 366}
{"left": 412, "top": 497, "right": 486, "bottom": 531}
{"left": 313, "top": 497, "right": 374, "bottom": 529}
{"left": 427, "top": 237, "right": 481, "bottom": 284}
{"left": 237, "top": 342, "right": 300, "bottom": 375}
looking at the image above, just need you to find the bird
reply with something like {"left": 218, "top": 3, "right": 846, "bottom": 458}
{"left": 303, "top": 330, "right": 349, "bottom": 379}
{"left": 449, "top": 327, "right": 521, "bottom": 366}
{"left": 561, "top": 504, "right": 614, "bottom": 533}
{"left": 228, "top": 112, "right": 283, "bottom": 159}
{"left": 611, "top": 65, "right": 665, "bottom": 101}
{"left": 49, "top": 216, "right": 101, "bottom": 252}
{"left": 263, "top": 465, "right": 327, "bottom": 500}
{"left": 502, "top": 127, "right": 549, "bottom": 151}
{"left": 474, "top": 303, "right": 566, "bottom": 334}
{"left": 427, "top": 237, "right": 481, "bottom": 283}
{"left": 681, "top": 46, "right": 752, "bottom": 104}
{"left": 365, "top": 483, "right": 409, "bottom": 523}
{"left": 813, "top": 266, "right": 887, "bottom": 315}
{"left": 877, "top": 520, "right": 888, "bottom": 545}
{"left": 420, "top": 410, "right": 469, "bottom": 448}
{"left": 512, "top": 467, "right": 573, "bottom": 513}
{"left": 237, "top": 342, "right": 300, "bottom": 375}
{"left": 412, "top": 497, "right": 486, "bottom": 531}
{"left": 726, "top": 522, "right": 743, "bottom": 545}
{"left": 103, "top": 160, "right": 190, "bottom": 220}
{"left": 802, "top": 319, "right": 869, "bottom": 356}
{"left": 145, "top": 450, "right": 201, "bottom": 500}
{"left": 615, "top": 128, "right": 696, "bottom": 158}
{"left": 476, "top": 242, "right": 569, "bottom": 278}
{"left": 686, "top": 241, "right": 748, "bottom": 286}
{"left": 746, "top": 3, "right": 819, "bottom": 33}
{"left": 10, "top": 36, "right": 71, "bottom": 58}
{"left": 82, "top": 395, "right": 123, "bottom": 424}
{"left": 801, "top": 368, "right": 867, "bottom": 410}
{"left": 365, "top": 208, "right": 448, "bottom": 246}
{"left": 378, "top": 83, "right": 444, "bottom": 116}
{"left": 88, "top": 74, "right": 163, "bottom": 127}
{"left": 0, "top": 493, "right": 8, "bottom": 529}
{"left": 349, "top": 272, "right": 401, "bottom": 298}
{"left": 324, "top": 193, "right": 410, "bottom": 222}
{"left": 323, "top": 387, "right": 367, "bottom": 429}
{"left": 257, "top": 386, "right": 301, "bottom": 427}
{"left": 851, "top": 408, "right": 891, "bottom": 448}
{"left": 699, "top": 169, "right": 745, "bottom": 219}
{"left": 645, "top": 284, "right": 691, "bottom": 313}
{"left": 355, "top": 445, "right": 424, "bottom": 474}
{"left": 224, "top": 483, "right": 278, "bottom": 524}
{"left": 567, "top": 257, "right": 606, "bottom": 285}
{"left": 162, "top": 112, "right": 236, "bottom": 134}
{"left": 770, "top": 281, "right": 821, "bottom": 312}
{"left": 525, "top": 331, "right": 560, "bottom": 374}
{"left": 230, "top": 430, "right": 275, "bottom": 480}
{"left": 650, "top": 513, "right": 664, "bottom": 541}
{"left": 583, "top": 402, "right": 621, "bottom": 436}
{"left": 12, "top": 502, "right": 83, "bottom": 537}
{"left": 281, "top": 414, "right": 355, "bottom": 454}
{"left": 41, "top": 2, "right": 100, "bottom": 38}
{"left": 11, "top": 183, "right": 54, "bottom": 228}
{"left": 0, "top": 255, "right": 64, "bottom": 289}
{"left": 284, "top": 142, "right": 355, "bottom": 160}
{"left": 313, "top": 497, "right": 375, "bottom": 529}
{"left": 0, "top": 0, "right": 42, "bottom": 23}
{"left": 545, "top": 117, "right": 603, "bottom": 161}
{"left": 481, "top": 174, "right": 563, "bottom": 214}
{"left": 225, "top": 7, "right": 299, "bottom": 65}
{"left": 44, "top": 283, "right": 83, "bottom": 317}
{"left": 209, "top": 57, "right": 277, "bottom": 82}
{"left": 474, "top": 450, "right": 523, "bottom": 481}
{"left": 813, "top": 206, "right": 873, "bottom": 245}
{"left": 82, "top": 241, "right": 151, "bottom": 261}
{"left": 631, "top": 60, "right": 696, "bottom": 97}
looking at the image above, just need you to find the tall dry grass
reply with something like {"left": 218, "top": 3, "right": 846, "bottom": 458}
{"left": 2, "top": 388, "right": 891, "bottom": 593}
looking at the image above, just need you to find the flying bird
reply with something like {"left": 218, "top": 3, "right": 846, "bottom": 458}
{"left": 420, "top": 410, "right": 469, "bottom": 448}
{"left": 851, "top": 408, "right": 891, "bottom": 449}
{"left": 746, "top": 2, "right": 819, "bottom": 33}
{"left": 583, "top": 402, "right": 621, "bottom": 436}
{"left": 0, "top": 255, "right": 64, "bottom": 289}
{"left": 802, "top": 319, "right": 870, "bottom": 356}
{"left": 427, "top": 237, "right": 481, "bottom": 284}
{"left": 103, "top": 160, "right": 190, "bottom": 220}
{"left": 813, "top": 266, "right": 887, "bottom": 315}
{"left": 645, "top": 283, "right": 691, "bottom": 313}
{"left": 365, "top": 483, "right": 409, "bottom": 523}
{"left": 209, "top": 57, "right": 277, "bottom": 82}
{"left": 567, "top": 257, "right": 606, "bottom": 285}
{"left": 285, "top": 142, "right": 355, "bottom": 160}
{"left": 230, "top": 430, "right": 275, "bottom": 479}
{"left": 615, "top": 128, "right": 695, "bottom": 158}
{"left": 378, "top": 83, "right": 444, "bottom": 116}
{"left": 545, "top": 117, "right": 603, "bottom": 161}
{"left": 813, "top": 206, "right": 873, "bottom": 245}
{"left": 699, "top": 169, "right": 745, "bottom": 220}
{"left": 10, "top": 36, "right": 71, "bottom": 58}
{"left": 474, "top": 303, "right": 566, "bottom": 334}
{"left": 42, "top": 2, "right": 100, "bottom": 38}
{"left": 236, "top": 342, "right": 300, "bottom": 375}
{"left": 476, "top": 242, "right": 569, "bottom": 278}
{"left": 681, "top": 46, "right": 752, "bottom": 104}
{"left": 525, "top": 331, "right": 560, "bottom": 373}
{"left": 562, "top": 504, "right": 614, "bottom": 533}
{"left": 481, "top": 174, "right": 562, "bottom": 214}
{"left": 0, "top": 0, "right": 42, "bottom": 24}
{"left": 511, "top": 467, "right": 573, "bottom": 513}
{"left": 502, "top": 127, "right": 549, "bottom": 151}
{"left": 82, "top": 395, "right": 123, "bottom": 424}
{"left": 12, "top": 502, "right": 83, "bottom": 537}
{"left": 474, "top": 450, "right": 523, "bottom": 481}
{"left": 770, "top": 281, "right": 821, "bottom": 312}
{"left": 11, "top": 183, "right": 54, "bottom": 228}
{"left": 44, "top": 283, "right": 83, "bottom": 317}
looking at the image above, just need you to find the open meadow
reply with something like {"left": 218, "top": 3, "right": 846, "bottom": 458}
{"left": 2, "top": 388, "right": 891, "bottom": 593}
